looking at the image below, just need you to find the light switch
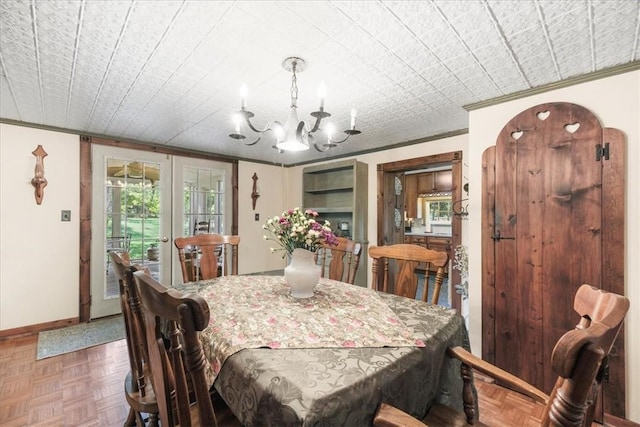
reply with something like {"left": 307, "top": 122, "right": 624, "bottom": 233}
{"left": 255, "top": 213, "right": 260, "bottom": 221}
{"left": 61, "top": 210, "right": 71, "bottom": 221}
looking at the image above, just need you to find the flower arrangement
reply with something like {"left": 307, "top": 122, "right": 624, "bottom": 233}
{"left": 263, "top": 207, "right": 338, "bottom": 256}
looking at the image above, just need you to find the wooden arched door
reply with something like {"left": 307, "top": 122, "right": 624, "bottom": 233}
{"left": 481, "top": 102, "right": 626, "bottom": 419}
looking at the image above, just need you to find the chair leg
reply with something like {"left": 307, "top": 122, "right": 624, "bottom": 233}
{"left": 124, "top": 407, "right": 136, "bottom": 426}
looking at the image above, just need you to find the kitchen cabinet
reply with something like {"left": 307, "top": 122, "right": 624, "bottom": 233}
{"left": 303, "top": 159, "right": 368, "bottom": 286}
{"left": 417, "top": 173, "right": 434, "bottom": 194}
{"left": 404, "top": 174, "right": 418, "bottom": 218}
{"left": 416, "top": 170, "right": 453, "bottom": 194}
{"left": 434, "top": 170, "right": 453, "bottom": 192}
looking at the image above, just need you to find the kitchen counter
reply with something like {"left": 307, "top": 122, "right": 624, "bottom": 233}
{"left": 405, "top": 232, "right": 452, "bottom": 237}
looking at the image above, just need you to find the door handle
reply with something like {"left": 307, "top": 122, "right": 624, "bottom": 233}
{"left": 161, "top": 237, "right": 169, "bottom": 242}
{"left": 492, "top": 230, "right": 515, "bottom": 242}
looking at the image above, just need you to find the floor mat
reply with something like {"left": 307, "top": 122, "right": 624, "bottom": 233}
{"left": 36, "top": 315, "right": 125, "bottom": 360}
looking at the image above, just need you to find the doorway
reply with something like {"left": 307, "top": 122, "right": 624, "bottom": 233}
{"left": 376, "top": 151, "right": 464, "bottom": 311}
{"left": 79, "top": 137, "right": 238, "bottom": 322}
{"left": 91, "top": 145, "right": 172, "bottom": 318}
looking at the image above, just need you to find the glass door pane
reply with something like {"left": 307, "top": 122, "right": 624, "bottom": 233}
{"left": 172, "top": 156, "right": 233, "bottom": 285}
{"left": 92, "top": 146, "right": 171, "bottom": 319}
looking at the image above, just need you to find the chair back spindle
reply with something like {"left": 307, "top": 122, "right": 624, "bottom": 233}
{"left": 109, "top": 251, "right": 158, "bottom": 426}
{"left": 369, "top": 244, "right": 448, "bottom": 304}
{"left": 174, "top": 234, "right": 240, "bottom": 282}
{"left": 315, "top": 237, "right": 362, "bottom": 285}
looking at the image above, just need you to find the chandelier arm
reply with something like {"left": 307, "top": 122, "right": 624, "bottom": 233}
{"left": 244, "top": 115, "right": 274, "bottom": 134}
{"left": 308, "top": 115, "right": 323, "bottom": 133}
{"left": 328, "top": 133, "right": 351, "bottom": 144}
{"left": 244, "top": 135, "right": 262, "bottom": 146}
{"left": 313, "top": 142, "right": 333, "bottom": 152}
{"left": 309, "top": 109, "right": 331, "bottom": 133}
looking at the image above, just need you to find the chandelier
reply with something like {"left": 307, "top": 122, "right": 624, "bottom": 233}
{"left": 229, "top": 57, "right": 362, "bottom": 152}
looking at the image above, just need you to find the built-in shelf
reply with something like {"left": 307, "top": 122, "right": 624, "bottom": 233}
{"left": 303, "top": 159, "right": 368, "bottom": 287}
{"left": 304, "top": 186, "right": 353, "bottom": 194}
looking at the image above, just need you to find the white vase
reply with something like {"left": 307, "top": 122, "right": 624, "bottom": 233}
{"left": 284, "top": 248, "right": 321, "bottom": 298}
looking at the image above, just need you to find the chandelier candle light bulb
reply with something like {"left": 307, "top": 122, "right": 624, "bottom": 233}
{"left": 240, "top": 84, "right": 247, "bottom": 109}
{"left": 318, "top": 82, "right": 326, "bottom": 109}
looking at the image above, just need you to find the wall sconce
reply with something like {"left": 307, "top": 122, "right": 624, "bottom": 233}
{"left": 31, "top": 145, "right": 48, "bottom": 205}
{"left": 251, "top": 173, "right": 260, "bottom": 210}
{"left": 452, "top": 183, "right": 469, "bottom": 220}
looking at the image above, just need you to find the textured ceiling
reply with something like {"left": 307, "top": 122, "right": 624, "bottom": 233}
{"left": 1, "top": 1, "right": 639, "bottom": 165}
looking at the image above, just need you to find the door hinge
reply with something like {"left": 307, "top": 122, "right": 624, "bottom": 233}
{"left": 595, "top": 143, "right": 609, "bottom": 161}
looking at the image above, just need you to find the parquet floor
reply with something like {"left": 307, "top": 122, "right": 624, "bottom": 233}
{"left": 0, "top": 334, "right": 614, "bottom": 426}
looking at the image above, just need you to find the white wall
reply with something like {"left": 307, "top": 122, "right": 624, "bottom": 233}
{"left": 0, "top": 124, "right": 80, "bottom": 330}
{"left": 237, "top": 161, "right": 290, "bottom": 274}
{"left": 467, "top": 70, "right": 640, "bottom": 421}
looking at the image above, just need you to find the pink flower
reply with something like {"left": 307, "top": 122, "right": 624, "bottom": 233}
{"left": 232, "top": 333, "right": 248, "bottom": 345}
{"left": 414, "top": 339, "right": 425, "bottom": 347}
{"left": 266, "top": 317, "right": 278, "bottom": 325}
{"left": 342, "top": 340, "right": 356, "bottom": 347}
{"left": 350, "top": 319, "right": 364, "bottom": 328}
{"left": 306, "top": 333, "right": 321, "bottom": 343}
{"left": 267, "top": 341, "right": 281, "bottom": 348}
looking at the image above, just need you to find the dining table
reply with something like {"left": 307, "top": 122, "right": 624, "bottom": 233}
{"left": 174, "top": 274, "right": 473, "bottom": 427}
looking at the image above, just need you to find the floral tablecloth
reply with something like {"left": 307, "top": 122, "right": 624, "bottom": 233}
{"left": 183, "top": 275, "right": 423, "bottom": 382}
{"left": 176, "top": 275, "right": 471, "bottom": 427}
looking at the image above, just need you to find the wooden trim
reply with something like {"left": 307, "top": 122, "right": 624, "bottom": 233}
{"left": 376, "top": 151, "right": 463, "bottom": 311}
{"left": 481, "top": 146, "right": 496, "bottom": 364}
{"left": 604, "top": 413, "right": 640, "bottom": 427}
{"left": 89, "top": 136, "right": 240, "bottom": 164}
{"left": 377, "top": 152, "right": 462, "bottom": 172}
{"left": 601, "top": 127, "right": 627, "bottom": 417}
{"left": 79, "top": 136, "right": 92, "bottom": 322}
{"left": 0, "top": 317, "right": 79, "bottom": 339}
{"left": 78, "top": 136, "right": 239, "bottom": 321}
{"left": 464, "top": 61, "right": 640, "bottom": 111}
{"left": 232, "top": 161, "right": 239, "bottom": 235}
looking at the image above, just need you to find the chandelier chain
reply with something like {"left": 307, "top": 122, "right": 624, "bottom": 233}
{"left": 290, "top": 62, "right": 298, "bottom": 108}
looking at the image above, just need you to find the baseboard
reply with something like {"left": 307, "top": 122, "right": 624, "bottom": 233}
{"left": 0, "top": 317, "right": 79, "bottom": 340}
{"left": 604, "top": 413, "right": 640, "bottom": 427}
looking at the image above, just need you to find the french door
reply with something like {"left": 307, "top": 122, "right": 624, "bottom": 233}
{"left": 171, "top": 156, "right": 233, "bottom": 285}
{"left": 91, "top": 146, "right": 171, "bottom": 319}
{"left": 90, "top": 145, "right": 234, "bottom": 319}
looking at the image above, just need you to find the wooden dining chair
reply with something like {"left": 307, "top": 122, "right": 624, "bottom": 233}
{"left": 174, "top": 234, "right": 240, "bottom": 282}
{"left": 109, "top": 251, "right": 159, "bottom": 427}
{"left": 369, "top": 244, "right": 449, "bottom": 304}
{"left": 373, "top": 284, "right": 630, "bottom": 427}
{"left": 315, "top": 236, "right": 362, "bottom": 284}
{"left": 193, "top": 217, "right": 211, "bottom": 234}
{"left": 132, "top": 270, "right": 241, "bottom": 427}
